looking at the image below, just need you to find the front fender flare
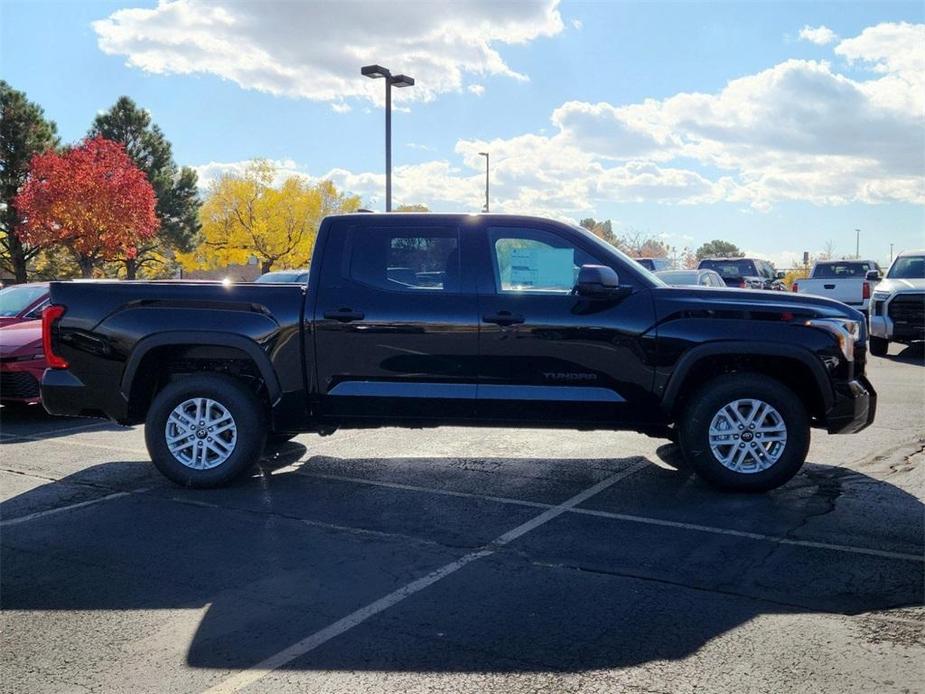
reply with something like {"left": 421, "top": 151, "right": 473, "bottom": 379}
{"left": 660, "top": 341, "right": 833, "bottom": 415}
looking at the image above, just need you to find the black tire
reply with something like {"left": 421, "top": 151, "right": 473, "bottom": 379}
{"left": 869, "top": 336, "right": 889, "bottom": 357}
{"left": 145, "top": 374, "right": 267, "bottom": 488}
{"left": 678, "top": 373, "right": 810, "bottom": 492}
{"left": 267, "top": 432, "right": 297, "bottom": 444}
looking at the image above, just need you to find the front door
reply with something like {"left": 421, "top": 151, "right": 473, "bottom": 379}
{"left": 312, "top": 218, "right": 479, "bottom": 422}
{"left": 474, "top": 222, "right": 659, "bottom": 426}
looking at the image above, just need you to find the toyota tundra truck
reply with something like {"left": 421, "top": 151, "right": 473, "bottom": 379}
{"left": 41, "top": 213, "right": 876, "bottom": 492}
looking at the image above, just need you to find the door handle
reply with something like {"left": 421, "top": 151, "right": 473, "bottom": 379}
{"left": 824, "top": 284, "right": 835, "bottom": 289}
{"left": 324, "top": 308, "right": 365, "bottom": 322}
{"left": 482, "top": 310, "right": 524, "bottom": 326}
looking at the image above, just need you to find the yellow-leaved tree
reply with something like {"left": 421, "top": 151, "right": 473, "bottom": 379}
{"left": 179, "top": 160, "right": 360, "bottom": 274}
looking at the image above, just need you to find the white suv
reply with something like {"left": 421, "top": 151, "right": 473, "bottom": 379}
{"left": 868, "top": 249, "right": 925, "bottom": 356}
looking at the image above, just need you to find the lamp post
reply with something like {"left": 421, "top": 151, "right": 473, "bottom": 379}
{"left": 361, "top": 64, "right": 414, "bottom": 211}
{"left": 478, "top": 151, "right": 489, "bottom": 212}
{"left": 855, "top": 228, "right": 860, "bottom": 259}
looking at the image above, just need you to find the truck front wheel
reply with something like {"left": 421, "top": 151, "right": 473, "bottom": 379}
{"left": 678, "top": 373, "right": 810, "bottom": 492}
{"left": 145, "top": 374, "right": 267, "bottom": 488}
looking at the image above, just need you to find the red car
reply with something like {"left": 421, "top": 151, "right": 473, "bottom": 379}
{"left": 0, "top": 320, "right": 45, "bottom": 406}
{"left": 0, "top": 283, "right": 49, "bottom": 327}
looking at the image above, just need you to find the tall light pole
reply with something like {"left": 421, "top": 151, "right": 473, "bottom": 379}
{"left": 361, "top": 64, "right": 414, "bottom": 212}
{"left": 855, "top": 228, "right": 860, "bottom": 258}
{"left": 478, "top": 151, "right": 489, "bottom": 212}
{"left": 890, "top": 243, "right": 894, "bottom": 263}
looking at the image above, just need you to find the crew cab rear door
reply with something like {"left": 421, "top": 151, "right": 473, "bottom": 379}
{"left": 312, "top": 218, "right": 479, "bottom": 421}
{"left": 472, "top": 220, "right": 659, "bottom": 425}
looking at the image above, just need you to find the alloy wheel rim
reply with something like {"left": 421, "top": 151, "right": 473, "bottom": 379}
{"left": 708, "top": 398, "right": 787, "bottom": 474}
{"left": 165, "top": 398, "right": 237, "bottom": 470}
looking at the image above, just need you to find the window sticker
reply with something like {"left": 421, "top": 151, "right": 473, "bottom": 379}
{"left": 506, "top": 247, "right": 575, "bottom": 290}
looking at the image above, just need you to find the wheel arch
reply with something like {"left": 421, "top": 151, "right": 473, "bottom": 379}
{"left": 121, "top": 332, "right": 282, "bottom": 423}
{"left": 661, "top": 342, "right": 833, "bottom": 423}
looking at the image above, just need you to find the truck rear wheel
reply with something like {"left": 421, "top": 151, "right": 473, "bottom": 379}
{"left": 869, "top": 336, "right": 889, "bottom": 357}
{"left": 678, "top": 373, "right": 810, "bottom": 492}
{"left": 145, "top": 374, "right": 267, "bottom": 488}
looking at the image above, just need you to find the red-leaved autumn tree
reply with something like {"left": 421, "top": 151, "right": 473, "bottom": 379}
{"left": 14, "top": 136, "right": 159, "bottom": 277}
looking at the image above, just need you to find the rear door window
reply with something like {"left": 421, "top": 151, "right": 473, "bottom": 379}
{"left": 348, "top": 226, "right": 460, "bottom": 293}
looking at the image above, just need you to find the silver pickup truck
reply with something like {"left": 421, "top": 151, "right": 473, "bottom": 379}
{"left": 792, "top": 260, "right": 882, "bottom": 314}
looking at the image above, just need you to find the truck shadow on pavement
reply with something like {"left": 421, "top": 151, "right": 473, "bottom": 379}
{"left": 0, "top": 405, "right": 124, "bottom": 442}
{"left": 2, "top": 443, "right": 923, "bottom": 674}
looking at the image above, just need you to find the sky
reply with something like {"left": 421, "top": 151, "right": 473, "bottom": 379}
{"left": 2, "top": 0, "right": 923, "bottom": 267}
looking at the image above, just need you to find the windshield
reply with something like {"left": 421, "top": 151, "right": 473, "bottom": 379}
{"left": 255, "top": 271, "right": 308, "bottom": 283}
{"left": 657, "top": 271, "right": 698, "bottom": 285}
{"left": 812, "top": 262, "right": 876, "bottom": 278}
{"left": 887, "top": 255, "right": 925, "bottom": 279}
{"left": 698, "top": 259, "right": 757, "bottom": 278}
{"left": 567, "top": 224, "right": 666, "bottom": 286}
{"left": 0, "top": 285, "right": 47, "bottom": 317}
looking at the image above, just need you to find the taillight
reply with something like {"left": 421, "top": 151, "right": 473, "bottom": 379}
{"left": 792, "top": 282, "right": 799, "bottom": 292}
{"left": 862, "top": 281, "right": 871, "bottom": 300}
{"left": 42, "top": 305, "right": 68, "bottom": 369}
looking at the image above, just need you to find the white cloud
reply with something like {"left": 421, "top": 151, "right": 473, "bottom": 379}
{"left": 191, "top": 22, "right": 924, "bottom": 217}
{"left": 571, "top": 19, "right": 583, "bottom": 30}
{"left": 467, "top": 84, "right": 486, "bottom": 96}
{"left": 93, "top": 0, "right": 563, "bottom": 105}
{"left": 798, "top": 25, "right": 838, "bottom": 45}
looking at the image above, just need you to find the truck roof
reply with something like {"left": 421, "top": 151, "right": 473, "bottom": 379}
{"left": 325, "top": 212, "right": 578, "bottom": 227}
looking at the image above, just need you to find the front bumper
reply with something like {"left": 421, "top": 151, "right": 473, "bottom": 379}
{"left": 0, "top": 359, "right": 45, "bottom": 404}
{"left": 826, "top": 376, "right": 876, "bottom": 434}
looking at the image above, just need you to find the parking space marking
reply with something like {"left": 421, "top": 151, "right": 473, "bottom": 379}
{"left": 295, "top": 469, "right": 925, "bottom": 564}
{"left": 203, "top": 461, "right": 647, "bottom": 694}
{"left": 0, "top": 488, "right": 148, "bottom": 527}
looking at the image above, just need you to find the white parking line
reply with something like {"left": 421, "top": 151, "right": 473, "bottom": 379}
{"left": 4, "top": 432, "right": 921, "bottom": 563}
{"left": 295, "top": 470, "right": 925, "bottom": 564}
{"left": 203, "top": 461, "right": 647, "bottom": 694}
{"left": 0, "top": 488, "right": 148, "bottom": 527}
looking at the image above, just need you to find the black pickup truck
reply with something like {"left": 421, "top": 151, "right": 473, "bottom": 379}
{"left": 41, "top": 213, "right": 875, "bottom": 492}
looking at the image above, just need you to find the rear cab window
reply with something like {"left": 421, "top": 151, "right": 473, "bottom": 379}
{"left": 812, "top": 262, "right": 876, "bottom": 278}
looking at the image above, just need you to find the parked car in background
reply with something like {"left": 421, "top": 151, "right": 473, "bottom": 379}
{"left": 255, "top": 269, "right": 310, "bottom": 283}
{"left": 868, "top": 249, "right": 925, "bottom": 356}
{"left": 792, "top": 260, "right": 881, "bottom": 314}
{"left": 0, "top": 283, "right": 49, "bottom": 327}
{"left": 698, "top": 258, "right": 785, "bottom": 290}
{"left": 0, "top": 320, "right": 45, "bottom": 407}
{"left": 656, "top": 269, "right": 726, "bottom": 288}
{"left": 635, "top": 257, "right": 672, "bottom": 272}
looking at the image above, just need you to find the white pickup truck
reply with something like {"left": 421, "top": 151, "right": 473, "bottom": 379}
{"left": 792, "top": 260, "right": 882, "bottom": 314}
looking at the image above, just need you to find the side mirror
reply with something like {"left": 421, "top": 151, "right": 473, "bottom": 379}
{"left": 776, "top": 270, "right": 787, "bottom": 280}
{"left": 575, "top": 264, "right": 624, "bottom": 299}
{"left": 865, "top": 270, "right": 881, "bottom": 282}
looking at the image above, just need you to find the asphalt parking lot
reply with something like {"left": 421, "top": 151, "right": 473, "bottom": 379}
{"left": 1, "top": 346, "right": 923, "bottom": 694}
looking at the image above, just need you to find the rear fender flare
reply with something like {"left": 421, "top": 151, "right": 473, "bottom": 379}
{"left": 120, "top": 331, "right": 282, "bottom": 405}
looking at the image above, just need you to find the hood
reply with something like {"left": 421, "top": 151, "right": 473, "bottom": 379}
{"left": 654, "top": 285, "right": 864, "bottom": 321}
{"left": 0, "top": 320, "right": 43, "bottom": 358}
{"left": 0, "top": 316, "right": 29, "bottom": 327}
{"left": 873, "top": 278, "right": 925, "bottom": 293}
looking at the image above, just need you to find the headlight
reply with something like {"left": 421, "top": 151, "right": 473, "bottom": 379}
{"left": 805, "top": 318, "right": 861, "bottom": 362}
